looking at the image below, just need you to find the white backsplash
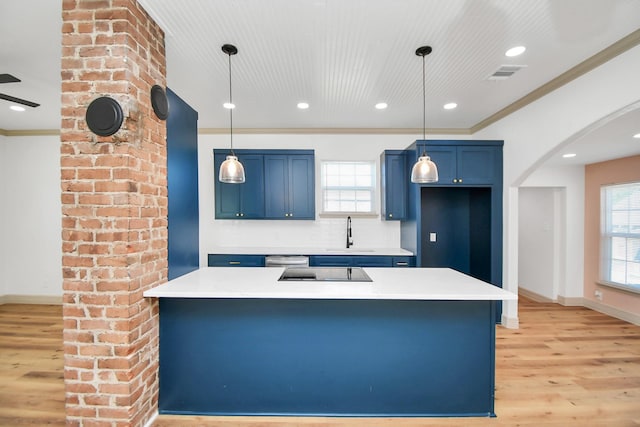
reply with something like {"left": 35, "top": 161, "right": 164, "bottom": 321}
{"left": 210, "top": 216, "right": 400, "bottom": 250}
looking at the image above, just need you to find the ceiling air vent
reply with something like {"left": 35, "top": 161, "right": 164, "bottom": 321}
{"left": 487, "top": 64, "right": 527, "bottom": 80}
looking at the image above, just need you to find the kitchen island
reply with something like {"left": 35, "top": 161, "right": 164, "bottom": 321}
{"left": 144, "top": 267, "right": 516, "bottom": 417}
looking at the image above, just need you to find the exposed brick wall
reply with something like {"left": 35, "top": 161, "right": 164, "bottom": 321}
{"left": 60, "top": 0, "right": 166, "bottom": 425}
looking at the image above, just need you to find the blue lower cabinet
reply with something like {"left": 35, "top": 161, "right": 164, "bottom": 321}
{"left": 309, "top": 255, "right": 352, "bottom": 267}
{"left": 392, "top": 256, "right": 416, "bottom": 267}
{"left": 207, "top": 254, "right": 265, "bottom": 267}
{"left": 352, "top": 256, "right": 393, "bottom": 267}
{"left": 309, "top": 255, "right": 414, "bottom": 267}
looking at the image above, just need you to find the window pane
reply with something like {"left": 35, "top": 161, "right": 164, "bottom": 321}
{"left": 610, "top": 259, "right": 626, "bottom": 283}
{"left": 611, "top": 211, "right": 628, "bottom": 233}
{"left": 341, "top": 201, "right": 356, "bottom": 211}
{"left": 611, "top": 237, "right": 627, "bottom": 260}
{"left": 627, "top": 238, "right": 640, "bottom": 262}
{"left": 356, "top": 201, "right": 371, "bottom": 212}
{"left": 340, "top": 175, "right": 356, "bottom": 187}
{"left": 321, "top": 161, "right": 376, "bottom": 213}
{"left": 326, "top": 175, "right": 340, "bottom": 187}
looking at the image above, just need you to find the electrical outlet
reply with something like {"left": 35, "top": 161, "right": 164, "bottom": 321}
{"left": 594, "top": 290, "right": 603, "bottom": 301}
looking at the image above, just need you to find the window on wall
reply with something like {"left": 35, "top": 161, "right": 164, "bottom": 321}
{"left": 321, "top": 161, "right": 376, "bottom": 214}
{"left": 601, "top": 182, "right": 640, "bottom": 291}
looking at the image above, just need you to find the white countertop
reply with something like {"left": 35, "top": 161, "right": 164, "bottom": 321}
{"left": 144, "top": 267, "right": 517, "bottom": 301}
{"left": 208, "top": 247, "right": 414, "bottom": 256}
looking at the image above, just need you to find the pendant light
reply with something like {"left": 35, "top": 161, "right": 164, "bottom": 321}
{"left": 218, "top": 44, "right": 245, "bottom": 183}
{"left": 411, "top": 46, "right": 439, "bottom": 184}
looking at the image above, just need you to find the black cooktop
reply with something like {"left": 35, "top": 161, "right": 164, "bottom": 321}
{"left": 278, "top": 267, "right": 372, "bottom": 282}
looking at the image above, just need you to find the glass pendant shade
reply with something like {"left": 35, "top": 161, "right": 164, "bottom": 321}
{"left": 219, "top": 155, "right": 245, "bottom": 183}
{"left": 411, "top": 153, "right": 438, "bottom": 183}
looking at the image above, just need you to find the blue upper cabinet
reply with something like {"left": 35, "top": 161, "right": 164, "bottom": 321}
{"left": 380, "top": 150, "right": 407, "bottom": 220}
{"left": 215, "top": 149, "right": 314, "bottom": 220}
{"left": 214, "top": 152, "right": 265, "bottom": 219}
{"left": 264, "top": 153, "right": 315, "bottom": 219}
{"left": 417, "top": 142, "right": 500, "bottom": 185}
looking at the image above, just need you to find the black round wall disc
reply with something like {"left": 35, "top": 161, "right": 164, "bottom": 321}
{"left": 85, "top": 96, "right": 124, "bottom": 136}
{"left": 150, "top": 85, "right": 169, "bottom": 120}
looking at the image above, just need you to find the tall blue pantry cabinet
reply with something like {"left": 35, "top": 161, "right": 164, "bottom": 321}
{"left": 166, "top": 89, "right": 200, "bottom": 280}
{"left": 400, "top": 140, "right": 504, "bottom": 321}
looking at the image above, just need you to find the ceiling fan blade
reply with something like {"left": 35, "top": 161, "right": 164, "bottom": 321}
{"left": 0, "top": 74, "right": 21, "bottom": 84}
{"left": 0, "top": 93, "right": 40, "bottom": 108}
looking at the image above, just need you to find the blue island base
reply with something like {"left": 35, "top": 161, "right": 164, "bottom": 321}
{"left": 159, "top": 298, "right": 496, "bottom": 417}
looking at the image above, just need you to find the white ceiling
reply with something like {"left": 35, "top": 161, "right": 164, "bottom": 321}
{"left": 0, "top": 0, "right": 639, "bottom": 166}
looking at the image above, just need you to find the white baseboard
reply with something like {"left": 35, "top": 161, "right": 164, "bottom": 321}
{"left": 583, "top": 299, "right": 640, "bottom": 326}
{"left": 501, "top": 314, "right": 519, "bottom": 329}
{"left": 0, "top": 294, "right": 63, "bottom": 305}
{"left": 518, "top": 287, "right": 556, "bottom": 303}
{"left": 557, "top": 295, "right": 584, "bottom": 306}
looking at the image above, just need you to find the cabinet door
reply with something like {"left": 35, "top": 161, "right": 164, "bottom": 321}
{"left": 214, "top": 152, "right": 242, "bottom": 218}
{"left": 288, "top": 155, "right": 315, "bottom": 219}
{"left": 264, "top": 155, "right": 288, "bottom": 218}
{"left": 392, "top": 256, "right": 416, "bottom": 267}
{"left": 238, "top": 154, "right": 265, "bottom": 218}
{"left": 457, "top": 146, "right": 496, "bottom": 184}
{"left": 352, "top": 256, "right": 393, "bottom": 267}
{"left": 214, "top": 153, "right": 264, "bottom": 219}
{"left": 264, "top": 154, "right": 315, "bottom": 219}
{"left": 308, "top": 255, "right": 352, "bottom": 267}
{"left": 381, "top": 151, "right": 407, "bottom": 220}
{"left": 208, "top": 254, "right": 265, "bottom": 267}
{"left": 418, "top": 145, "right": 456, "bottom": 185}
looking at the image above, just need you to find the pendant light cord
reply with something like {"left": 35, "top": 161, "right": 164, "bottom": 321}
{"left": 227, "top": 51, "right": 234, "bottom": 155}
{"left": 422, "top": 53, "right": 426, "bottom": 141}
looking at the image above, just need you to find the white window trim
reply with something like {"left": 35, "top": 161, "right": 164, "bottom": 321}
{"left": 600, "top": 182, "right": 640, "bottom": 293}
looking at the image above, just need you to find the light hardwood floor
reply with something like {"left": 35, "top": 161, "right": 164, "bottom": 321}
{"left": 1, "top": 299, "right": 639, "bottom": 427}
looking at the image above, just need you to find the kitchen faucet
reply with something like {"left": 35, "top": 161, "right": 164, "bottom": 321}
{"left": 346, "top": 216, "right": 353, "bottom": 248}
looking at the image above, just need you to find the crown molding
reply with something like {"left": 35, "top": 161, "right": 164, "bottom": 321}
{"left": 470, "top": 28, "right": 640, "bottom": 134}
{"left": 2, "top": 30, "right": 638, "bottom": 138}
{"left": 198, "top": 127, "right": 471, "bottom": 135}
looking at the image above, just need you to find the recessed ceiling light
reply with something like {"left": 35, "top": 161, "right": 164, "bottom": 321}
{"left": 633, "top": 133, "right": 640, "bottom": 139}
{"left": 375, "top": 102, "right": 388, "bottom": 110}
{"left": 443, "top": 102, "right": 457, "bottom": 110}
{"left": 297, "top": 102, "right": 309, "bottom": 109}
{"left": 10, "top": 105, "right": 25, "bottom": 112}
{"left": 223, "top": 102, "right": 235, "bottom": 109}
{"left": 562, "top": 153, "right": 577, "bottom": 158}
{"left": 505, "top": 46, "right": 526, "bottom": 57}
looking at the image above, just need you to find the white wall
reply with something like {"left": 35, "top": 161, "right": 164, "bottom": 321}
{"left": 0, "top": 135, "right": 62, "bottom": 298}
{"left": 0, "top": 135, "right": 6, "bottom": 296}
{"left": 198, "top": 132, "right": 467, "bottom": 266}
{"left": 474, "top": 44, "right": 640, "bottom": 322}
{"left": 522, "top": 166, "right": 584, "bottom": 300}
{"left": 518, "top": 187, "right": 561, "bottom": 300}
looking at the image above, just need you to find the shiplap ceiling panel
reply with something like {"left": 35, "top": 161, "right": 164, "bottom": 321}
{"left": 1, "top": 0, "right": 639, "bottom": 164}
{"left": 136, "top": 0, "right": 640, "bottom": 130}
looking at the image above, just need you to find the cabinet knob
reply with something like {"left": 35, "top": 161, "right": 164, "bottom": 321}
{"left": 236, "top": 213, "right": 240, "bottom": 217}
{"left": 453, "top": 179, "right": 458, "bottom": 183}
{"left": 289, "top": 213, "right": 293, "bottom": 217}
{"left": 285, "top": 213, "right": 289, "bottom": 217}
{"left": 459, "top": 179, "right": 463, "bottom": 183}
{"left": 240, "top": 213, "right": 244, "bottom": 217}
{"left": 389, "top": 213, "right": 393, "bottom": 218}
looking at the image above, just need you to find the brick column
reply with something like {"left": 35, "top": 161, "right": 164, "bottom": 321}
{"left": 61, "top": 1, "right": 166, "bottom": 426}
